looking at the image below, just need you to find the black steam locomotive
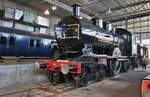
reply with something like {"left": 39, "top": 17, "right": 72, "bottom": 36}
{"left": 37, "top": 4, "right": 143, "bottom": 87}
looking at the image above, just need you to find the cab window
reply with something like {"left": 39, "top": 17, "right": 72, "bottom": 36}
{"left": 36, "top": 40, "right": 41, "bottom": 47}
{"left": 0, "top": 36, "right": 7, "bottom": 45}
{"left": 30, "top": 39, "right": 34, "bottom": 47}
{"left": 9, "top": 37, "right": 15, "bottom": 46}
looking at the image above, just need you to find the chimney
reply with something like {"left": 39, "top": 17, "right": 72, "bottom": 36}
{"left": 103, "top": 21, "right": 107, "bottom": 30}
{"left": 91, "top": 18, "right": 99, "bottom": 26}
{"left": 91, "top": 18, "right": 103, "bottom": 28}
{"left": 72, "top": 4, "right": 80, "bottom": 17}
{"left": 103, "top": 21, "right": 112, "bottom": 31}
{"left": 99, "top": 19, "right": 103, "bottom": 28}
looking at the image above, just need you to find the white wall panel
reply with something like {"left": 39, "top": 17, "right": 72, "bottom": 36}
{"left": 142, "top": 39, "right": 150, "bottom": 59}
{"left": 0, "top": 20, "right": 13, "bottom": 28}
{"left": 142, "top": 39, "right": 150, "bottom": 45}
{"left": 49, "top": 16, "right": 60, "bottom": 36}
{"left": 37, "top": 16, "right": 50, "bottom": 27}
{"left": 0, "top": 0, "right": 3, "bottom": 10}
{"left": 15, "top": 23, "right": 34, "bottom": 32}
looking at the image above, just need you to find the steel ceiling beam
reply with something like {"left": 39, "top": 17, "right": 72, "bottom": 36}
{"left": 44, "top": 0, "right": 92, "bottom": 20}
{"left": 98, "top": 0, "right": 150, "bottom": 14}
{"left": 106, "top": 9, "right": 150, "bottom": 22}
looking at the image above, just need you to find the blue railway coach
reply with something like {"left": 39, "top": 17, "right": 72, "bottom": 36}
{"left": 0, "top": 27, "right": 55, "bottom": 57}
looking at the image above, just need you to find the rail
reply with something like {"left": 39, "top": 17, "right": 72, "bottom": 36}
{"left": 0, "top": 56, "right": 51, "bottom": 64}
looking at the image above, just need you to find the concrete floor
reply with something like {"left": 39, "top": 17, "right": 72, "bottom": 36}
{"left": 55, "top": 71, "right": 150, "bottom": 97}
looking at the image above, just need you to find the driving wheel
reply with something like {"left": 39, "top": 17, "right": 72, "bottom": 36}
{"left": 73, "top": 67, "right": 89, "bottom": 87}
{"left": 95, "top": 65, "right": 106, "bottom": 81}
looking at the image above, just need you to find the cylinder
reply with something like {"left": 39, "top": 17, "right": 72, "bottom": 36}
{"left": 72, "top": 4, "right": 80, "bottom": 16}
{"left": 91, "top": 18, "right": 103, "bottom": 28}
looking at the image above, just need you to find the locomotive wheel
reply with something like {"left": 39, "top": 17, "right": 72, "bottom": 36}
{"left": 52, "top": 72, "right": 61, "bottom": 84}
{"left": 120, "top": 64, "right": 128, "bottom": 73}
{"left": 63, "top": 74, "right": 73, "bottom": 84}
{"left": 73, "top": 67, "right": 89, "bottom": 87}
{"left": 128, "top": 62, "right": 135, "bottom": 70}
{"left": 111, "top": 61, "right": 121, "bottom": 76}
{"left": 95, "top": 65, "right": 106, "bottom": 81}
{"left": 73, "top": 75, "right": 81, "bottom": 88}
{"left": 80, "top": 67, "right": 90, "bottom": 86}
{"left": 47, "top": 71, "right": 54, "bottom": 83}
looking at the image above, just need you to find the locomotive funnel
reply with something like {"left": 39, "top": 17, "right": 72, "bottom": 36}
{"left": 72, "top": 4, "right": 80, "bottom": 17}
{"left": 91, "top": 18, "right": 103, "bottom": 28}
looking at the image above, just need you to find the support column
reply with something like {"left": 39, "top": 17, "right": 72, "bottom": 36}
{"left": 125, "top": 19, "right": 128, "bottom": 30}
{"left": 140, "top": 33, "right": 142, "bottom": 44}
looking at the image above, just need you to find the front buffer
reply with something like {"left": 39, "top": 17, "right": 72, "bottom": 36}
{"left": 35, "top": 60, "right": 82, "bottom": 86}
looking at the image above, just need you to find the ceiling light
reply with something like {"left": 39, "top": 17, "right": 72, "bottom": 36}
{"left": 44, "top": 9, "right": 50, "bottom": 15}
{"left": 106, "top": 8, "right": 112, "bottom": 14}
{"left": 52, "top": 5, "right": 57, "bottom": 11}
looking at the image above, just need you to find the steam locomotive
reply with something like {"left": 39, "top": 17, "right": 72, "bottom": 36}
{"left": 37, "top": 4, "right": 144, "bottom": 87}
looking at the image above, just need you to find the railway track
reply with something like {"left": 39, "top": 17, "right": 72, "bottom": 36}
{"left": 0, "top": 57, "right": 51, "bottom": 64}
{"left": 0, "top": 82, "right": 76, "bottom": 97}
